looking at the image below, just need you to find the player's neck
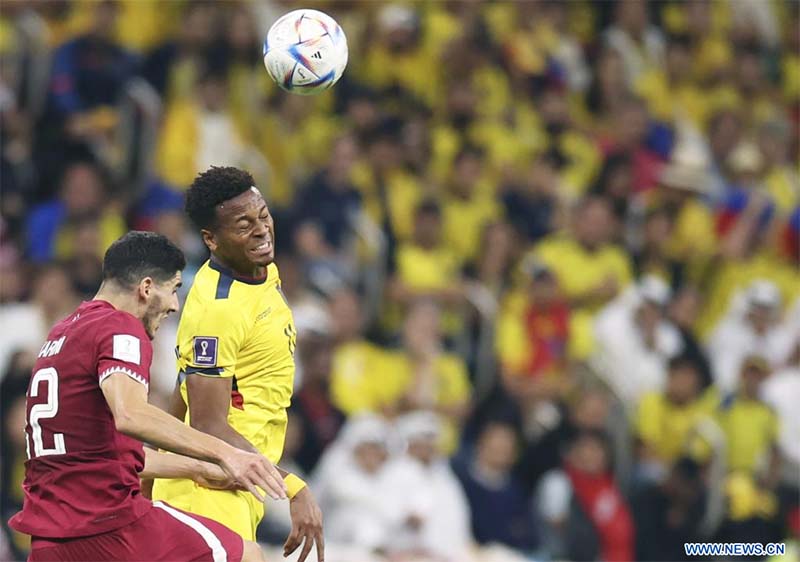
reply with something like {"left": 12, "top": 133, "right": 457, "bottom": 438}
{"left": 210, "top": 255, "right": 268, "bottom": 281}
{"left": 94, "top": 284, "right": 145, "bottom": 320}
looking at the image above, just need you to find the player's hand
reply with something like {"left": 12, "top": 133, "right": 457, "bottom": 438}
{"left": 193, "top": 461, "right": 242, "bottom": 491}
{"left": 221, "top": 449, "right": 287, "bottom": 502}
{"left": 284, "top": 486, "right": 324, "bottom": 562}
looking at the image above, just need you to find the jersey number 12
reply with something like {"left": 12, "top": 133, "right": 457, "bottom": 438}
{"left": 26, "top": 367, "right": 67, "bottom": 459}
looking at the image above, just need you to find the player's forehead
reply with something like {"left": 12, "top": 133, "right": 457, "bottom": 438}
{"left": 216, "top": 187, "right": 268, "bottom": 223}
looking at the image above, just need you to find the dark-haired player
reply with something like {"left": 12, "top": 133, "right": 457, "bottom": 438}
{"left": 9, "top": 231, "right": 285, "bottom": 562}
{"left": 152, "top": 167, "right": 324, "bottom": 561}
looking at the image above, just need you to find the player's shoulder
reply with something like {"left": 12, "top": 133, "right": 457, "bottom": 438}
{"left": 71, "top": 301, "right": 148, "bottom": 340}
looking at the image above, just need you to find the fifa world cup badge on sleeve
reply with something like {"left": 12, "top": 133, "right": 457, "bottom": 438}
{"left": 193, "top": 337, "right": 218, "bottom": 366}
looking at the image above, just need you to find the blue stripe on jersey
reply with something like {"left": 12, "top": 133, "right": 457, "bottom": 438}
{"left": 215, "top": 273, "right": 234, "bottom": 299}
{"left": 184, "top": 366, "right": 224, "bottom": 376}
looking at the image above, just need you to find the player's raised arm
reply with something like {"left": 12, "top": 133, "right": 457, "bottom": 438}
{"left": 101, "top": 373, "right": 286, "bottom": 501}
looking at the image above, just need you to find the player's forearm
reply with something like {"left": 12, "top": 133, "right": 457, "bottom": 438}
{"left": 141, "top": 448, "right": 203, "bottom": 480}
{"left": 189, "top": 416, "right": 260, "bottom": 455}
{"left": 117, "top": 400, "right": 233, "bottom": 466}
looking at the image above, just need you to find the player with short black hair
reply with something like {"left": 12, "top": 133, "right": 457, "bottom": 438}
{"left": 185, "top": 166, "right": 258, "bottom": 231}
{"left": 153, "top": 166, "right": 324, "bottom": 562}
{"left": 102, "top": 230, "right": 187, "bottom": 287}
{"left": 10, "top": 231, "right": 285, "bottom": 562}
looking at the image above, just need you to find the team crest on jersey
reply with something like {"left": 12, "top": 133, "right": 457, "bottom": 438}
{"left": 193, "top": 336, "right": 218, "bottom": 366}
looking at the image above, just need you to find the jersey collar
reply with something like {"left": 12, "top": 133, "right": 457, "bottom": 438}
{"left": 208, "top": 259, "right": 268, "bottom": 285}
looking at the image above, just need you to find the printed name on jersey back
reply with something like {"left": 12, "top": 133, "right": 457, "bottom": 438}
{"left": 38, "top": 336, "right": 66, "bottom": 358}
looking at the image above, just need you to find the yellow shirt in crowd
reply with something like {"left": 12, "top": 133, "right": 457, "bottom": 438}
{"left": 716, "top": 395, "right": 779, "bottom": 475}
{"left": 635, "top": 389, "right": 717, "bottom": 463}
{"left": 530, "top": 235, "right": 632, "bottom": 358}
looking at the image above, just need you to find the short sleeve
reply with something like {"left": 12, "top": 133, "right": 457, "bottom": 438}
{"left": 176, "top": 300, "right": 248, "bottom": 379}
{"left": 96, "top": 313, "right": 153, "bottom": 389}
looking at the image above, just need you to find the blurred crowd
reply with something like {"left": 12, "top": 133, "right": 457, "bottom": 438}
{"left": 1, "top": 1, "right": 799, "bottom": 561}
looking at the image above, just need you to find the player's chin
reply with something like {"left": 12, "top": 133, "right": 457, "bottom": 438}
{"left": 251, "top": 251, "right": 274, "bottom": 266}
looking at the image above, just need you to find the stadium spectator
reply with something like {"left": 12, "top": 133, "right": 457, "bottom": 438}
{"left": 329, "top": 287, "right": 392, "bottom": 416}
{"left": 514, "top": 385, "right": 612, "bottom": 495}
{"left": 585, "top": 48, "right": 630, "bottom": 124}
{"left": 314, "top": 415, "right": 392, "bottom": 553}
{"left": 529, "top": 195, "right": 632, "bottom": 359}
{"left": 634, "top": 355, "right": 714, "bottom": 481}
{"left": 501, "top": 153, "right": 562, "bottom": 244}
{"left": 632, "top": 457, "right": 706, "bottom": 562}
{"left": 761, "top": 342, "right": 800, "bottom": 473}
{"left": 707, "top": 280, "right": 789, "bottom": 393}
{"left": 46, "top": 1, "right": 137, "bottom": 120}
{"left": 646, "top": 139, "right": 717, "bottom": 282}
{"left": 388, "top": 200, "right": 466, "bottom": 327}
{"left": 292, "top": 134, "right": 362, "bottom": 259}
{"left": 603, "top": 0, "right": 665, "bottom": 86}
{"left": 667, "top": 286, "right": 714, "bottom": 389}
{"left": 384, "top": 300, "right": 470, "bottom": 454}
{"left": 141, "top": 1, "right": 218, "bottom": 102}
{"left": 716, "top": 356, "right": 780, "bottom": 485}
{"left": 632, "top": 206, "right": 684, "bottom": 288}
{"left": 290, "top": 330, "right": 346, "bottom": 474}
{"left": 536, "top": 430, "right": 634, "bottom": 562}
{"left": 592, "top": 275, "right": 683, "bottom": 405}
{"left": 590, "top": 152, "right": 635, "bottom": 221}
{"left": 441, "top": 146, "right": 500, "bottom": 265}
{"left": 496, "top": 259, "right": 570, "bottom": 402}
{"left": 155, "top": 67, "right": 248, "bottom": 189}
{"left": 0, "top": 264, "right": 78, "bottom": 378}
{"left": 24, "top": 161, "right": 124, "bottom": 263}
{"left": 381, "top": 411, "right": 472, "bottom": 561}
{"left": 452, "top": 420, "right": 537, "bottom": 552}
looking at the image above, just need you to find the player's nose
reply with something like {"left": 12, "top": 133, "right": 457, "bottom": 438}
{"left": 252, "top": 219, "right": 268, "bottom": 238}
{"left": 169, "top": 293, "right": 180, "bottom": 313}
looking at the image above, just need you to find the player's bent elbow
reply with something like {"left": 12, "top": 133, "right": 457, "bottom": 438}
{"left": 110, "top": 403, "right": 148, "bottom": 439}
{"left": 112, "top": 411, "right": 137, "bottom": 436}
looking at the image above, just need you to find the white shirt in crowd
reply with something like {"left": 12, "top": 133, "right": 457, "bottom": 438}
{"left": 761, "top": 366, "right": 800, "bottom": 467}
{"left": 592, "top": 283, "right": 683, "bottom": 405}
{"left": 603, "top": 24, "right": 665, "bottom": 86}
{"left": 381, "top": 454, "right": 473, "bottom": 562}
{"left": 707, "top": 292, "right": 797, "bottom": 394}
{"left": 0, "top": 303, "right": 47, "bottom": 380}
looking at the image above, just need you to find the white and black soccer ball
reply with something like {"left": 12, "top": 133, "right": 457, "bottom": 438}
{"left": 263, "top": 9, "right": 348, "bottom": 95}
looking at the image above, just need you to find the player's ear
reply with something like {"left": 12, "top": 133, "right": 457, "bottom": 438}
{"left": 201, "top": 229, "right": 217, "bottom": 252}
{"left": 138, "top": 277, "right": 153, "bottom": 300}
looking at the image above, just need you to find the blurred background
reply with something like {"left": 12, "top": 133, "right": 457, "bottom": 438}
{"left": 0, "top": 1, "right": 798, "bottom": 561}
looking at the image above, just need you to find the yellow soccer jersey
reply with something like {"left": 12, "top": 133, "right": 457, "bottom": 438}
{"left": 174, "top": 259, "right": 296, "bottom": 463}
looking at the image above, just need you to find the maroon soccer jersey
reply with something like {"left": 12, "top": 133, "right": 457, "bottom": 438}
{"left": 9, "top": 300, "right": 154, "bottom": 539}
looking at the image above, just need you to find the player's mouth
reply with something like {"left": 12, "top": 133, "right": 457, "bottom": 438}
{"left": 250, "top": 238, "right": 273, "bottom": 257}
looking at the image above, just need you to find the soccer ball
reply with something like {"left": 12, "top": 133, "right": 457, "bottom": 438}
{"left": 263, "top": 9, "right": 348, "bottom": 95}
